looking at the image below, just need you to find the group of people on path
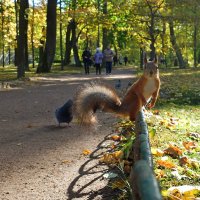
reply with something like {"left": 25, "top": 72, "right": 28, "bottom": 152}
{"left": 82, "top": 45, "right": 116, "bottom": 75}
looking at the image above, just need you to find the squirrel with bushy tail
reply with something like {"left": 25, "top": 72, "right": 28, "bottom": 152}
{"left": 55, "top": 55, "right": 160, "bottom": 126}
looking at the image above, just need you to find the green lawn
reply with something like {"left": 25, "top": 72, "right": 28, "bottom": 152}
{"left": 107, "top": 67, "right": 200, "bottom": 199}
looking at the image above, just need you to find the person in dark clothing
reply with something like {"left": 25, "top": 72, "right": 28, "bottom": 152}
{"left": 82, "top": 48, "right": 92, "bottom": 74}
{"left": 124, "top": 56, "right": 128, "bottom": 66}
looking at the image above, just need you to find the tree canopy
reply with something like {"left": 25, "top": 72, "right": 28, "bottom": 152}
{"left": 0, "top": 0, "right": 200, "bottom": 77}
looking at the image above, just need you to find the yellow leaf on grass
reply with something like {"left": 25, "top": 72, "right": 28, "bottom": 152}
{"left": 160, "top": 119, "right": 168, "bottom": 126}
{"left": 155, "top": 169, "right": 165, "bottom": 179}
{"left": 167, "top": 185, "right": 200, "bottom": 200}
{"left": 161, "top": 190, "right": 168, "bottom": 197}
{"left": 151, "top": 148, "right": 164, "bottom": 157}
{"left": 82, "top": 149, "right": 91, "bottom": 156}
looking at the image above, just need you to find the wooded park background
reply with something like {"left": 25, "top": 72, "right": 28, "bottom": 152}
{"left": 0, "top": 0, "right": 200, "bottom": 79}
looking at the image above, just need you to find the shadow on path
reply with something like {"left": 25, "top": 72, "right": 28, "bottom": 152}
{"left": 67, "top": 133, "right": 120, "bottom": 200}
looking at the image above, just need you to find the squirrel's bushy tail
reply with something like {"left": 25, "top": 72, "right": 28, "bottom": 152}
{"left": 73, "top": 81, "right": 122, "bottom": 125}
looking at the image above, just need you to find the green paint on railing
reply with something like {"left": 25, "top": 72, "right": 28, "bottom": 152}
{"left": 130, "top": 110, "right": 162, "bottom": 200}
{"left": 133, "top": 160, "right": 162, "bottom": 200}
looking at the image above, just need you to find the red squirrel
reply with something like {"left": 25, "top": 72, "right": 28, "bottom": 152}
{"left": 73, "top": 55, "right": 160, "bottom": 125}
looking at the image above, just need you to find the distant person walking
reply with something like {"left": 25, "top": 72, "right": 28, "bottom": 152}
{"left": 93, "top": 48, "right": 103, "bottom": 75}
{"left": 124, "top": 56, "right": 128, "bottom": 66}
{"left": 82, "top": 47, "right": 92, "bottom": 74}
{"left": 104, "top": 45, "right": 114, "bottom": 75}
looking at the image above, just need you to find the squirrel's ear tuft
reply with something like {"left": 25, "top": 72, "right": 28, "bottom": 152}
{"left": 154, "top": 54, "right": 158, "bottom": 64}
{"left": 144, "top": 53, "right": 147, "bottom": 64}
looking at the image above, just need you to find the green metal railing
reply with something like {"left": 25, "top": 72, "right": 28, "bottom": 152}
{"left": 129, "top": 111, "right": 162, "bottom": 200}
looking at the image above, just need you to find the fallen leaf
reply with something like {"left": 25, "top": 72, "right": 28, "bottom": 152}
{"left": 182, "top": 141, "right": 197, "bottom": 150}
{"left": 113, "top": 150, "right": 123, "bottom": 159}
{"left": 149, "top": 128, "right": 156, "bottom": 139}
{"left": 167, "top": 185, "right": 200, "bottom": 200}
{"left": 99, "top": 153, "right": 117, "bottom": 164}
{"left": 82, "top": 149, "right": 92, "bottom": 156}
{"left": 187, "top": 132, "right": 200, "bottom": 139}
{"left": 110, "top": 135, "right": 121, "bottom": 141}
{"left": 155, "top": 169, "right": 165, "bottom": 179}
{"left": 99, "top": 151, "right": 123, "bottom": 164}
{"left": 153, "top": 110, "right": 160, "bottom": 115}
{"left": 111, "top": 180, "right": 126, "bottom": 189}
{"left": 164, "top": 144, "right": 183, "bottom": 158}
{"left": 151, "top": 148, "right": 164, "bottom": 157}
{"left": 157, "top": 160, "right": 176, "bottom": 169}
{"left": 160, "top": 119, "right": 168, "bottom": 126}
{"left": 62, "top": 160, "right": 71, "bottom": 164}
{"left": 179, "top": 156, "right": 191, "bottom": 166}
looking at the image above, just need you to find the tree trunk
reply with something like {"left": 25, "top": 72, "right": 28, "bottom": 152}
{"left": 14, "top": 0, "right": 19, "bottom": 67}
{"left": 17, "top": 0, "right": 29, "bottom": 79}
{"left": 31, "top": 0, "right": 35, "bottom": 68}
{"left": 161, "top": 20, "right": 167, "bottom": 68}
{"left": 96, "top": 0, "right": 100, "bottom": 47}
{"left": 102, "top": 1, "right": 108, "bottom": 51}
{"left": 193, "top": 21, "right": 197, "bottom": 68}
{"left": 59, "top": 0, "right": 64, "bottom": 70}
{"left": 71, "top": 19, "right": 82, "bottom": 67}
{"left": 8, "top": 47, "right": 11, "bottom": 65}
{"left": 24, "top": 1, "right": 29, "bottom": 71}
{"left": 25, "top": 29, "right": 29, "bottom": 71}
{"left": 169, "top": 19, "right": 186, "bottom": 68}
{"left": 37, "top": 0, "right": 57, "bottom": 73}
{"left": 1, "top": 6, "right": 5, "bottom": 67}
{"left": 64, "top": 21, "right": 72, "bottom": 65}
{"left": 149, "top": 17, "right": 156, "bottom": 60}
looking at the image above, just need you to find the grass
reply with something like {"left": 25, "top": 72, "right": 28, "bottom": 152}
{"left": 0, "top": 63, "right": 136, "bottom": 81}
{"left": 147, "top": 68, "right": 200, "bottom": 198}
{"left": 0, "top": 64, "right": 83, "bottom": 81}
{"left": 101, "top": 67, "right": 200, "bottom": 199}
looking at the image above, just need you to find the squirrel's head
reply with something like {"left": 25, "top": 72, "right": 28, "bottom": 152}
{"left": 143, "top": 55, "right": 159, "bottom": 78}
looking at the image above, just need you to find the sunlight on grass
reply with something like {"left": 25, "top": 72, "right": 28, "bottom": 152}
{"left": 146, "top": 68, "right": 200, "bottom": 198}
{"left": 109, "top": 67, "right": 200, "bottom": 199}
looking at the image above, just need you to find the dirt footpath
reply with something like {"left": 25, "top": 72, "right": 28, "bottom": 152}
{"left": 0, "top": 68, "right": 135, "bottom": 200}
